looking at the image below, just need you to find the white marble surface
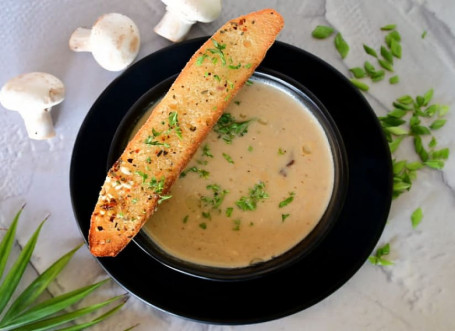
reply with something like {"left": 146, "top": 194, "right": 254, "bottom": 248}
{"left": 1, "top": 0, "right": 455, "bottom": 330}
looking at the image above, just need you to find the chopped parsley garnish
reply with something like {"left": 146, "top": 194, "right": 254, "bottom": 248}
{"left": 278, "top": 192, "right": 295, "bottom": 208}
{"left": 144, "top": 136, "right": 170, "bottom": 148}
{"left": 391, "top": 159, "right": 417, "bottom": 198}
{"left": 432, "top": 147, "right": 449, "bottom": 159}
{"left": 429, "top": 119, "right": 446, "bottom": 130}
{"left": 379, "top": 89, "right": 450, "bottom": 199}
{"left": 424, "top": 159, "right": 444, "bottom": 169}
{"left": 214, "top": 113, "right": 254, "bottom": 144}
{"left": 200, "top": 184, "right": 229, "bottom": 209}
{"left": 199, "top": 222, "right": 207, "bottom": 229}
{"left": 311, "top": 25, "right": 334, "bottom": 39}
{"left": 235, "top": 181, "right": 269, "bottom": 211}
{"left": 228, "top": 63, "right": 242, "bottom": 70}
{"left": 350, "top": 79, "right": 369, "bottom": 91}
{"left": 378, "top": 58, "right": 394, "bottom": 72}
{"left": 183, "top": 215, "right": 189, "bottom": 223}
{"left": 201, "top": 212, "right": 211, "bottom": 220}
{"left": 389, "top": 75, "right": 399, "bottom": 84}
{"left": 135, "top": 171, "right": 148, "bottom": 183}
{"left": 310, "top": 23, "right": 451, "bottom": 271}
{"left": 148, "top": 176, "right": 171, "bottom": 207}
{"left": 390, "top": 39, "right": 402, "bottom": 58}
{"left": 226, "top": 207, "right": 233, "bottom": 217}
{"left": 222, "top": 153, "right": 234, "bottom": 164}
{"left": 411, "top": 207, "right": 423, "bottom": 229}
{"left": 168, "top": 112, "right": 182, "bottom": 139}
{"left": 364, "top": 61, "right": 377, "bottom": 76}
{"left": 202, "top": 144, "right": 214, "bottom": 158}
{"left": 363, "top": 64, "right": 385, "bottom": 83}
{"left": 380, "top": 45, "right": 394, "bottom": 64}
{"left": 378, "top": 46, "right": 393, "bottom": 62}
{"left": 281, "top": 214, "right": 290, "bottom": 222}
{"left": 385, "top": 30, "right": 401, "bottom": 46}
{"left": 248, "top": 146, "right": 253, "bottom": 152}
{"left": 168, "top": 111, "right": 178, "bottom": 126}
{"left": 246, "top": 80, "right": 254, "bottom": 86}
{"left": 363, "top": 44, "right": 378, "bottom": 58}
{"left": 234, "top": 101, "right": 241, "bottom": 106}
{"left": 368, "top": 243, "right": 393, "bottom": 266}
{"left": 244, "top": 63, "right": 252, "bottom": 69}
{"left": 208, "top": 38, "right": 226, "bottom": 65}
{"left": 278, "top": 148, "right": 286, "bottom": 155}
{"left": 349, "top": 67, "right": 366, "bottom": 78}
{"left": 158, "top": 194, "right": 172, "bottom": 204}
{"left": 149, "top": 176, "right": 165, "bottom": 194}
{"left": 334, "top": 32, "right": 349, "bottom": 59}
{"left": 180, "top": 166, "right": 210, "bottom": 179}
{"left": 312, "top": 24, "right": 404, "bottom": 88}
{"left": 196, "top": 54, "right": 208, "bottom": 66}
{"left": 152, "top": 128, "right": 161, "bottom": 137}
{"left": 380, "top": 24, "right": 397, "bottom": 31}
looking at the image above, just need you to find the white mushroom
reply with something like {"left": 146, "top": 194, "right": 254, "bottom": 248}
{"left": 0, "top": 72, "right": 65, "bottom": 140}
{"left": 69, "top": 13, "right": 140, "bottom": 71}
{"left": 154, "top": 0, "right": 222, "bottom": 42}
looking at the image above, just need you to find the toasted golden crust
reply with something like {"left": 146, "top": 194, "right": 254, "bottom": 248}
{"left": 89, "top": 9, "right": 284, "bottom": 257}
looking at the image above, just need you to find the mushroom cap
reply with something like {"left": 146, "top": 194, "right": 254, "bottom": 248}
{"left": 163, "top": 0, "right": 222, "bottom": 23}
{"left": 90, "top": 13, "right": 141, "bottom": 71}
{"left": 0, "top": 72, "right": 65, "bottom": 112}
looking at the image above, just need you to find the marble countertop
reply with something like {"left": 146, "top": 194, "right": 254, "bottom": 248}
{"left": 1, "top": 0, "right": 454, "bottom": 330}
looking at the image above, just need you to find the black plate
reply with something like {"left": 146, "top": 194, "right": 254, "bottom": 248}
{"left": 70, "top": 37, "right": 392, "bottom": 324}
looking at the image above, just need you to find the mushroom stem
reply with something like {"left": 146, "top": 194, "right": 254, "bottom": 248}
{"left": 69, "top": 27, "right": 92, "bottom": 52}
{"left": 154, "top": 10, "right": 194, "bottom": 43}
{"left": 20, "top": 109, "right": 55, "bottom": 140}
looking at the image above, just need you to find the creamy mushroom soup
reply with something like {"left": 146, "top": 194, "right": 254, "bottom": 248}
{"left": 137, "top": 80, "right": 334, "bottom": 268}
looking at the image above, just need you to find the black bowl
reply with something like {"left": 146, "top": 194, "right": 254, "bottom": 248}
{"left": 107, "top": 69, "right": 349, "bottom": 281}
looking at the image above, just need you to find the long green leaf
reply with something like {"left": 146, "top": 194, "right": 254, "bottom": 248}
{"left": 16, "top": 295, "right": 126, "bottom": 331}
{"left": 0, "top": 218, "right": 45, "bottom": 315}
{"left": 0, "top": 279, "right": 109, "bottom": 330}
{"left": 0, "top": 205, "right": 24, "bottom": 281}
{"left": 1, "top": 244, "right": 83, "bottom": 323}
{"left": 57, "top": 301, "right": 127, "bottom": 331}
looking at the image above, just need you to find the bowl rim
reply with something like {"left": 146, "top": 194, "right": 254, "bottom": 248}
{"left": 107, "top": 68, "right": 349, "bottom": 281}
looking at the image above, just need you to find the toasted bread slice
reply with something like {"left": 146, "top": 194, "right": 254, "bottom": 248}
{"left": 89, "top": 9, "right": 284, "bottom": 257}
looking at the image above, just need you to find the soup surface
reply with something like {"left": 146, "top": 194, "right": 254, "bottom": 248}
{"left": 139, "top": 80, "right": 334, "bottom": 268}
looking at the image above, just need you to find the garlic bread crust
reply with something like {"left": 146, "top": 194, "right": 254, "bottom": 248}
{"left": 89, "top": 9, "right": 284, "bottom": 257}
